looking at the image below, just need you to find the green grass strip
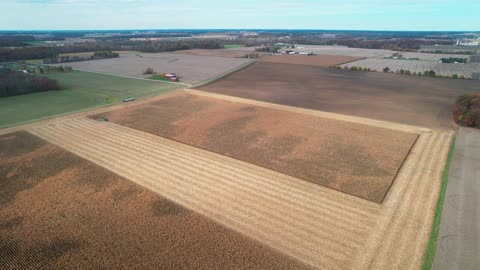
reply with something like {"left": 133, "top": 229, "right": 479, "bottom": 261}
{"left": 422, "top": 134, "right": 456, "bottom": 270}
{"left": 150, "top": 74, "right": 175, "bottom": 82}
{"left": 224, "top": 44, "right": 245, "bottom": 49}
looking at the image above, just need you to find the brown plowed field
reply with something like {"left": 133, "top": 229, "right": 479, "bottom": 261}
{"left": 0, "top": 131, "right": 311, "bottom": 270}
{"left": 197, "top": 62, "right": 480, "bottom": 130}
{"left": 170, "top": 49, "right": 269, "bottom": 58}
{"left": 259, "top": 55, "right": 363, "bottom": 67}
{"left": 91, "top": 92, "right": 417, "bottom": 203}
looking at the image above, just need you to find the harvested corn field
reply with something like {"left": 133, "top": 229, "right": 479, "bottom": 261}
{"left": 26, "top": 103, "right": 452, "bottom": 270}
{"left": 0, "top": 131, "right": 312, "bottom": 270}
{"left": 90, "top": 92, "right": 417, "bottom": 203}
{"left": 259, "top": 55, "right": 363, "bottom": 67}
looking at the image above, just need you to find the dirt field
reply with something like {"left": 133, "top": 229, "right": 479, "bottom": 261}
{"left": 259, "top": 55, "right": 363, "bottom": 67}
{"left": 170, "top": 49, "right": 269, "bottom": 58}
{"left": 198, "top": 62, "right": 479, "bottom": 130}
{"left": 91, "top": 92, "right": 416, "bottom": 203}
{"left": 51, "top": 51, "right": 252, "bottom": 84}
{"left": 0, "top": 131, "right": 311, "bottom": 270}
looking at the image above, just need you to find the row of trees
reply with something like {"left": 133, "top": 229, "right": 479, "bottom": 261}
{"left": 0, "top": 35, "right": 35, "bottom": 47}
{"left": 336, "top": 65, "right": 469, "bottom": 79}
{"left": 130, "top": 39, "right": 223, "bottom": 53}
{"left": 382, "top": 68, "right": 468, "bottom": 79}
{"left": 0, "top": 68, "right": 62, "bottom": 97}
{"left": 42, "top": 50, "right": 119, "bottom": 64}
{"left": 439, "top": 57, "right": 468, "bottom": 63}
{"left": 0, "top": 46, "right": 58, "bottom": 62}
{"left": 0, "top": 39, "right": 230, "bottom": 61}
{"left": 255, "top": 46, "right": 281, "bottom": 53}
{"left": 424, "top": 50, "right": 475, "bottom": 55}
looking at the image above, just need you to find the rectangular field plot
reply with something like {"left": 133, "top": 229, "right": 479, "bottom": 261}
{"left": 0, "top": 131, "right": 310, "bottom": 270}
{"left": 91, "top": 92, "right": 417, "bottom": 203}
{"left": 259, "top": 55, "right": 363, "bottom": 67}
{"left": 281, "top": 45, "right": 469, "bottom": 61}
{"left": 198, "top": 62, "right": 479, "bottom": 130}
{"left": 341, "top": 58, "right": 480, "bottom": 79}
{"left": 52, "top": 51, "right": 252, "bottom": 84}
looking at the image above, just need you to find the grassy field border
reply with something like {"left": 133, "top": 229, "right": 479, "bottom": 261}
{"left": 422, "top": 134, "right": 456, "bottom": 270}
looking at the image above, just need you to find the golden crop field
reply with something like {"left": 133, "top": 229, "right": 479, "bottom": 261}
{"left": 1, "top": 89, "right": 450, "bottom": 270}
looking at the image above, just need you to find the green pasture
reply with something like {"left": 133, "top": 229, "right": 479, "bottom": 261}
{"left": 0, "top": 70, "right": 182, "bottom": 127}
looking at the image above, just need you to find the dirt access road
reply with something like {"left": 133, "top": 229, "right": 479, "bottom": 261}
{"left": 433, "top": 127, "right": 480, "bottom": 270}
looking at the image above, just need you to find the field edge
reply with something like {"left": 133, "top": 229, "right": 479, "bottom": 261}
{"left": 192, "top": 60, "right": 256, "bottom": 88}
{"left": 421, "top": 134, "right": 456, "bottom": 270}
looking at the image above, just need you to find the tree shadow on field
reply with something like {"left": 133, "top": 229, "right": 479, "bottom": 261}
{"left": 0, "top": 217, "right": 24, "bottom": 231}
{"left": 0, "top": 132, "right": 79, "bottom": 207}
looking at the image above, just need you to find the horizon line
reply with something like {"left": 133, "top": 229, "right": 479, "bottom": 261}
{"left": 1, "top": 28, "right": 479, "bottom": 33}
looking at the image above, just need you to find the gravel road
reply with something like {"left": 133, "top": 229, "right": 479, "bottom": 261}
{"left": 433, "top": 127, "right": 480, "bottom": 270}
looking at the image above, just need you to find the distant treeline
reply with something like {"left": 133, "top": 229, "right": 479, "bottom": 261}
{"left": 422, "top": 50, "right": 475, "bottom": 55}
{"left": 43, "top": 50, "right": 119, "bottom": 64}
{"left": 0, "top": 46, "right": 59, "bottom": 62}
{"left": 255, "top": 46, "right": 280, "bottom": 53}
{"left": 134, "top": 39, "right": 223, "bottom": 52}
{"left": 0, "top": 36, "right": 35, "bottom": 47}
{"left": 0, "top": 35, "right": 66, "bottom": 47}
{"left": 97, "top": 33, "right": 192, "bottom": 39}
{"left": 0, "top": 34, "right": 462, "bottom": 62}
{"left": 0, "top": 39, "right": 234, "bottom": 61}
{"left": 0, "top": 68, "right": 61, "bottom": 97}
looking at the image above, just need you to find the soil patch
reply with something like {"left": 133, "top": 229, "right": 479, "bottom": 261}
{"left": 198, "top": 62, "right": 480, "bottom": 130}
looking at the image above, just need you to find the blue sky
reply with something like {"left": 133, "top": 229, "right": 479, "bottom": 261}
{"left": 1, "top": 0, "right": 479, "bottom": 31}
